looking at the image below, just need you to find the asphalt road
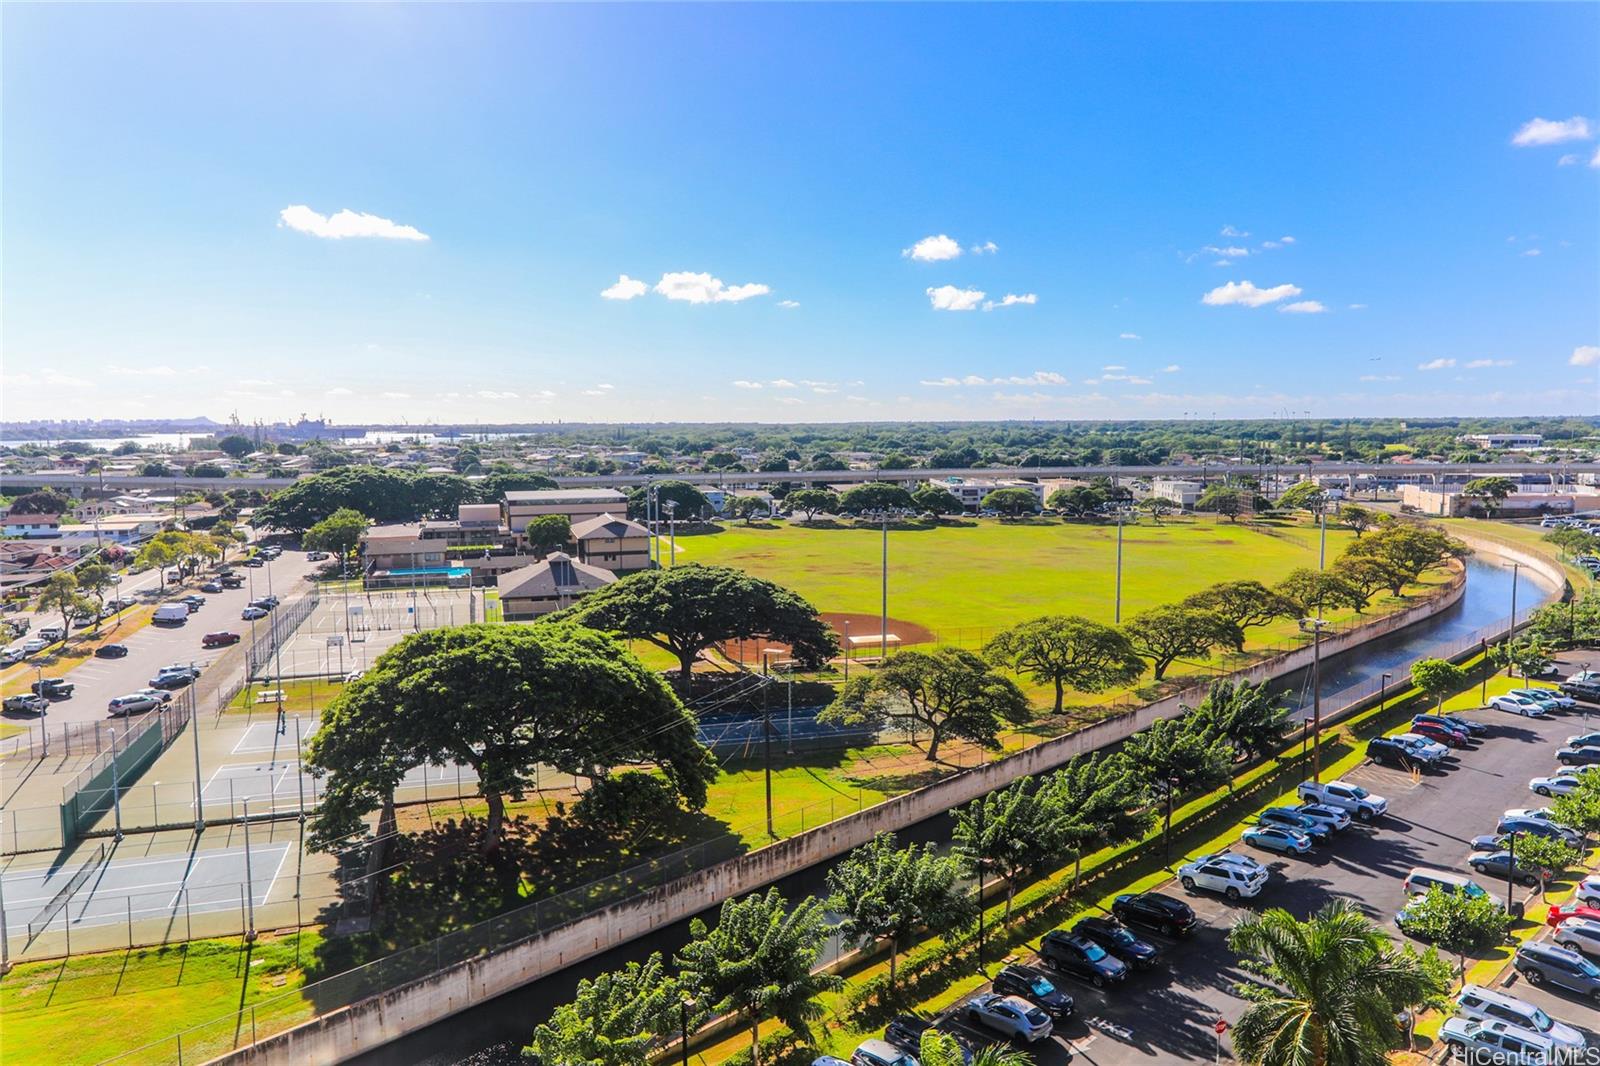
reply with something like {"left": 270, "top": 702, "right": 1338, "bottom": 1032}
{"left": 3, "top": 550, "right": 321, "bottom": 727}
{"left": 924, "top": 655, "right": 1600, "bottom": 1065}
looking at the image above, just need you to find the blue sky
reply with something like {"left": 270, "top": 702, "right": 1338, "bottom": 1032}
{"left": 4, "top": 3, "right": 1597, "bottom": 424}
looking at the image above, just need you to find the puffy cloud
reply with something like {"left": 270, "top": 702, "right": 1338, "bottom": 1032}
{"left": 1120, "top": 332, "right": 1142, "bottom": 341}
{"left": 970, "top": 241, "right": 999, "bottom": 255}
{"left": 1162, "top": 364, "right": 1181, "bottom": 373}
{"left": 769, "top": 379, "right": 797, "bottom": 389}
{"left": 1464, "top": 359, "right": 1514, "bottom": 369}
{"left": 278, "top": 205, "right": 429, "bottom": 241}
{"left": 1522, "top": 248, "right": 1543, "bottom": 257}
{"left": 1359, "top": 374, "right": 1401, "bottom": 382}
{"left": 325, "top": 386, "right": 354, "bottom": 396}
{"left": 1417, "top": 358, "right": 1456, "bottom": 371}
{"left": 1279, "top": 300, "right": 1327, "bottom": 314}
{"left": 777, "top": 299, "right": 800, "bottom": 309}
{"left": 475, "top": 389, "right": 519, "bottom": 399}
{"left": 381, "top": 390, "right": 412, "bottom": 399}
{"left": 107, "top": 365, "right": 177, "bottom": 376}
{"left": 654, "top": 271, "right": 770, "bottom": 304}
{"left": 992, "top": 371, "right": 1068, "bottom": 386}
{"left": 926, "top": 285, "right": 985, "bottom": 311}
{"left": 1559, "top": 154, "right": 1580, "bottom": 166}
{"left": 1201, "top": 280, "right": 1302, "bottom": 308}
{"left": 1205, "top": 245, "right": 1250, "bottom": 258}
{"left": 903, "top": 234, "right": 962, "bottom": 261}
{"left": 1570, "top": 345, "right": 1600, "bottom": 367}
{"left": 776, "top": 396, "right": 805, "bottom": 406}
{"left": 920, "top": 377, "right": 963, "bottom": 387}
{"left": 983, "top": 293, "right": 1037, "bottom": 310}
{"left": 1221, "top": 224, "right": 1249, "bottom": 237}
{"left": 601, "top": 275, "right": 649, "bottom": 300}
{"left": 1511, "top": 116, "right": 1594, "bottom": 146}
{"left": 731, "top": 380, "right": 763, "bottom": 389}
{"left": 1592, "top": 147, "right": 1600, "bottom": 168}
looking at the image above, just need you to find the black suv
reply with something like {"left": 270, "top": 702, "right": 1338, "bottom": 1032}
{"left": 1038, "top": 930, "right": 1129, "bottom": 988}
{"left": 1071, "top": 916, "right": 1161, "bottom": 969}
{"left": 1514, "top": 943, "right": 1600, "bottom": 1003}
{"left": 1111, "top": 892, "right": 1198, "bottom": 937}
{"left": 1561, "top": 680, "right": 1600, "bottom": 703}
{"left": 1368, "top": 736, "right": 1434, "bottom": 772}
{"left": 883, "top": 1017, "right": 971, "bottom": 1063}
{"left": 990, "top": 964, "right": 1074, "bottom": 1018}
{"left": 29, "top": 677, "right": 75, "bottom": 699}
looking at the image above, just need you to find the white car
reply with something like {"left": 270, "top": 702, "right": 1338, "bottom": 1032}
{"left": 1530, "top": 773, "right": 1585, "bottom": 798}
{"left": 1513, "top": 687, "right": 1575, "bottom": 710}
{"left": 1440, "top": 1018, "right": 1562, "bottom": 1065}
{"left": 1297, "top": 779, "right": 1389, "bottom": 822}
{"left": 1575, "top": 876, "right": 1600, "bottom": 909}
{"left": 22, "top": 637, "right": 48, "bottom": 654}
{"left": 1393, "top": 733, "right": 1450, "bottom": 761}
{"left": 1554, "top": 916, "right": 1600, "bottom": 959}
{"left": 1178, "top": 853, "right": 1268, "bottom": 900}
{"left": 0, "top": 646, "right": 23, "bottom": 666}
{"left": 1295, "top": 803, "right": 1352, "bottom": 832}
{"left": 1490, "top": 694, "right": 1549, "bottom": 718}
{"left": 1453, "top": 984, "right": 1587, "bottom": 1054}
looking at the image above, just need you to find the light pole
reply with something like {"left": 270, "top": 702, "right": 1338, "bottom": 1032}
{"left": 1378, "top": 671, "right": 1392, "bottom": 715}
{"left": 880, "top": 510, "right": 889, "bottom": 660}
{"left": 1163, "top": 776, "right": 1180, "bottom": 867}
{"left": 842, "top": 619, "right": 851, "bottom": 680}
{"left": 679, "top": 996, "right": 697, "bottom": 1066}
{"left": 1114, "top": 509, "right": 1125, "bottom": 624}
{"left": 1506, "top": 830, "right": 1523, "bottom": 914}
{"left": 1304, "top": 618, "right": 1329, "bottom": 782}
{"left": 665, "top": 500, "right": 678, "bottom": 567}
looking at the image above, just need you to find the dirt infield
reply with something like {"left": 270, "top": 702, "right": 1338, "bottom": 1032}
{"left": 716, "top": 611, "right": 937, "bottom": 665}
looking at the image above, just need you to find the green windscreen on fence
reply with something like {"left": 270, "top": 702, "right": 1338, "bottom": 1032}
{"left": 58, "top": 704, "right": 188, "bottom": 843}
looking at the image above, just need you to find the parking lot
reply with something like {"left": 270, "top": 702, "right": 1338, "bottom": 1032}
{"left": 919, "top": 661, "right": 1600, "bottom": 1064}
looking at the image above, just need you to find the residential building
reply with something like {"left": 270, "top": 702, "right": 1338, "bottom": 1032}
{"left": 3, "top": 514, "right": 62, "bottom": 537}
{"left": 1461, "top": 433, "right": 1543, "bottom": 449}
{"left": 570, "top": 513, "right": 651, "bottom": 571}
{"left": 934, "top": 477, "right": 1045, "bottom": 510}
{"left": 54, "top": 514, "right": 167, "bottom": 543}
{"left": 1150, "top": 478, "right": 1205, "bottom": 508}
{"left": 498, "top": 552, "right": 616, "bottom": 620}
{"left": 503, "top": 488, "right": 628, "bottom": 532}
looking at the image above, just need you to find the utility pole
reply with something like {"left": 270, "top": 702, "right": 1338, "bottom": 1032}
{"left": 1114, "top": 509, "right": 1126, "bottom": 624}
{"left": 880, "top": 510, "right": 889, "bottom": 660}
{"left": 763, "top": 669, "right": 774, "bottom": 839}
{"left": 192, "top": 697, "right": 205, "bottom": 833}
{"left": 242, "top": 799, "right": 256, "bottom": 941}
{"left": 1306, "top": 618, "right": 1328, "bottom": 782}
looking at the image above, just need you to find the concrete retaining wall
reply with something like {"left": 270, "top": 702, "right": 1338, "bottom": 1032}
{"left": 210, "top": 567, "right": 1467, "bottom": 1066}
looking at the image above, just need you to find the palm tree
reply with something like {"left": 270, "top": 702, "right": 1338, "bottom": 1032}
{"left": 1227, "top": 900, "right": 1447, "bottom": 1066}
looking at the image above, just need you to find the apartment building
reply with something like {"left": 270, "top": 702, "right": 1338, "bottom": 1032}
{"left": 498, "top": 552, "right": 616, "bottom": 620}
{"left": 503, "top": 489, "right": 629, "bottom": 533}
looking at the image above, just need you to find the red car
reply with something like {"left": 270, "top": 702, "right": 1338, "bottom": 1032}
{"left": 201, "top": 631, "right": 241, "bottom": 648}
{"left": 1409, "top": 717, "right": 1471, "bottom": 748}
{"left": 1545, "top": 902, "right": 1600, "bottom": 928}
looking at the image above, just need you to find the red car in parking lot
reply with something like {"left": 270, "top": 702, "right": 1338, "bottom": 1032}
{"left": 1545, "top": 902, "right": 1600, "bottom": 928}
{"left": 1409, "top": 716, "right": 1472, "bottom": 748}
{"left": 201, "top": 631, "right": 241, "bottom": 648}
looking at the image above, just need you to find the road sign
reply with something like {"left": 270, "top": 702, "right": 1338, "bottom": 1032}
{"left": 1214, "top": 1019, "right": 1229, "bottom": 1035}
{"left": 327, "top": 635, "right": 344, "bottom": 646}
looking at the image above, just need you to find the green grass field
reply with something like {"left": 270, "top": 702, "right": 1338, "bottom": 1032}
{"left": 674, "top": 516, "right": 1356, "bottom": 644}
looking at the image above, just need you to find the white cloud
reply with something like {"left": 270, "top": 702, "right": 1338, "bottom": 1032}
{"left": 1359, "top": 374, "right": 1401, "bottom": 382}
{"left": 326, "top": 386, "right": 354, "bottom": 396}
{"left": 920, "top": 377, "right": 963, "bottom": 387}
{"left": 1201, "top": 280, "right": 1302, "bottom": 308}
{"left": 238, "top": 378, "right": 274, "bottom": 387}
{"left": 770, "top": 379, "right": 797, "bottom": 389}
{"left": 381, "top": 391, "right": 412, "bottom": 399}
{"left": 1522, "top": 248, "right": 1543, "bottom": 257}
{"left": 970, "top": 241, "right": 999, "bottom": 255}
{"left": 1592, "top": 147, "right": 1600, "bottom": 168}
{"left": 1570, "top": 345, "right": 1600, "bottom": 367}
{"left": 926, "top": 285, "right": 986, "bottom": 311}
{"left": 278, "top": 205, "right": 429, "bottom": 241}
{"left": 601, "top": 275, "right": 649, "bottom": 300}
{"left": 1221, "top": 224, "right": 1249, "bottom": 237}
{"left": 475, "top": 389, "right": 519, "bottom": 399}
{"left": 1162, "top": 364, "right": 1180, "bottom": 373}
{"left": 1348, "top": 303, "right": 1368, "bottom": 310}
{"left": 1279, "top": 300, "right": 1327, "bottom": 314}
{"left": 983, "top": 293, "right": 1037, "bottom": 310}
{"left": 778, "top": 299, "right": 800, "bottom": 309}
{"left": 1464, "top": 359, "right": 1514, "bottom": 368}
{"left": 776, "top": 396, "right": 805, "bottom": 406}
{"left": 812, "top": 385, "right": 838, "bottom": 394}
{"left": 731, "top": 380, "right": 763, "bottom": 389}
{"left": 1120, "top": 332, "right": 1142, "bottom": 341}
{"left": 1511, "top": 116, "right": 1594, "bottom": 147}
{"left": 1417, "top": 358, "right": 1456, "bottom": 371}
{"left": 1104, "top": 365, "right": 1127, "bottom": 372}
{"left": 106, "top": 364, "right": 177, "bottom": 376}
{"left": 1205, "top": 245, "right": 1250, "bottom": 258}
{"left": 1559, "top": 154, "right": 1580, "bottom": 166}
{"left": 654, "top": 271, "right": 770, "bottom": 304}
{"left": 1281, "top": 236, "right": 1296, "bottom": 244}
{"left": 903, "top": 234, "right": 963, "bottom": 261}
{"left": 992, "top": 371, "right": 1068, "bottom": 386}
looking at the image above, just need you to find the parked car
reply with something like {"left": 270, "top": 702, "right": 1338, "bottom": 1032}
{"left": 0, "top": 646, "right": 23, "bottom": 666}
{"left": 241, "top": 606, "right": 269, "bottom": 620}
{"left": 150, "top": 666, "right": 198, "bottom": 689}
{"left": 1294, "top": 803, "right": 1352, "bottom": 833}
{"left": 1431, "top": 712, "right": 1490, "bottom": 737}
{"left": 22, "top": 638, "right": 50, "bottom": 654}
{"left": 1469, "top": 851, "right": 1549, "bottom": 887}
{"left": 305, "top": 550, "right": 328, "bottom": 561}
{"left": 1296, "top": 780, "right": 1388, "bottom": 821}
{"left": 1408, "top": 716, "right": 1472, "bottom": 747}
{"left": 136, "top": 687, "right": 174, "bottom": 705}
{"left": 1369, "top": 736, "right": 1438, "bottom": 771}
{"left": 244, "top": 557, "right": 265, "bottom": 568}
{"left": 107, "top": 693, "right": 162, "bottom": 717}
{"left": 1574, "top": 876, "right": 1600, "bottom": 909}
{"left": 201, "top": 581, "right": 224, "bottom": 594}
{"left": 221, "top": 574, "right": 245, "bottom": 588}
{"left": 1037, "top": 930, "right": 1128, "bottom": 988}
{"left": 1070, "top": 917, "right": 1160, "bottom": 970}
{"left": 1556, "top": 746, "right": 1600, "bottom": 767}
{"left": 1568, "top": 731, "right": 1600, "bottom": 749}
{"left": 29, "top": 678, "right": 74, "bottom": 699}
{"left": 152, "top": 603, "right": 190, "bottom": 625}
{"left": 1257, "top": 807, "right": 1332, "bottom": 842}
{"left": 1512, "top": 688, "right": 1576, "bottom": 711}
{"left": 848, "top": 1039, "right": 915, "bottom": 1066}
{"left": 963, "top": 993, "right": 1052, "bottom": 1043}
{"left": 990, "top": 964, "right": 1075, "bottom": 1017}
{"left": 1514, "top": 942, "right": 1600, "bottom": 1003}
{"left": 1242, "top": 825, "right": 1314, "bottom": 855}
{"left": 38, "top": 626, "right": 66, "bottom": 642}
{"left": 1453, "top": 984, "right": 1587, "bottom": 1054}
{"left": 1530, "top": 773, "right": 1586, "bottom": 798}
{"left": 1439, "top": 1017, "right": 1564, "bottom": 1065}
{"left": 95, "top": 643, "right": 130, "bottom": 659}
{"left": 1177, "top": 853, "right": 1268, "bottom": 900}
{"left": 1497, "top": 816, "right": 1582, "bottom": 847}
{"left": 4, "top": 694, "right": 49, "bottom": 714}
{"left": 883, "top": 1016, "right": 971, "bottom": 1063}
{"left": 258, "top": 595, "right": 280, "bottom": 608}
{"left": 1491, "top": 694, "right": 1549, "bottom": 718}
{"left": 1553, "top": 916, "right": 1600, "bottom": 958}
{"left": 1110, "top": 892, "right": 1198, "bottom": 937}
{"left": 201, "top": 632, "right": 242, "bottom": 648}
{"left": 1392, "top": 732, "right": 1450, "bottom": 763}
{"left": 180, "top": 594, "right": 206, "bottom": 609}
{"left": 1560, "top": 680, "right": 1600, "bottom": 703}
{"left": 1404, "top": 867, "right": 1490, "bottom": 899}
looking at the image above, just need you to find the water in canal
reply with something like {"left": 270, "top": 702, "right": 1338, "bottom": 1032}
{"left": 357, "top": 555, "right": 1558, "bottom": 1066}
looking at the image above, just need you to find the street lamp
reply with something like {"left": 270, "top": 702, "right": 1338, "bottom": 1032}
{"left": 1302, "top": 618, "right": 1329, "bottom": 782}
{"left": 1114, "top": 508, "right": 1126, "bottom": 624}
{"left": 1506, "top": 830, "right": 1524, "bottom": 915}
{"left": 1379, "top": 672, "right": 1392, "bottom": 715}
{"left": 679, "top": 996, "right": 697, "bottom": 1066}
{"left": 1163, "top": 776, "right": 1181, "bottom": 867}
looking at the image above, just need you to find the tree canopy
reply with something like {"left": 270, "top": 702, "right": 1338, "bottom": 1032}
{"left": 523, "top": 953, "right": 677, "bottom": 1066}
{"left": 981, "top": 487, "right": 1039, "bottom": 515}
{"left": 1277, "top": 568, "right": 1368, "bottom": 615}
{"left": 525, "top": 514, "right": 573, "bottom": 555}
{"left": 1408, "top": 658, "right": 1466, "bottom": 713}
{"left": 1192, "top": 679, "right": 1290, "bottom": 762}
{"left": 303, "top": 508, "right": 368, "bottom": 562}
{"left": 1122, "top": 606, "right": 1242, "bottom": 680}
{"left": 837, "top": 482, "right": 915, "bottom": 514}
{"left": 1195, "top": 484, "right": 1249, "bottom": 521}
{"left": 782, "top": 488, "right": 838, "bottom": 520}
{"left": 911, "top": 485, "right": 963, "bottom": 515}
{"left": 827, "top": 832, "right": 971, "bottom": 985}
{"left": 305, "top": 623, "right": 715, "bottom": 852}
{"left": 544, "top": 563, "right": 838, "bottom": 685}
{"left": 821, "top": 646, "right": 1031, "bottom": 761}
{"left": 983, "top": 615, "right": 1144, "bottom": 714}
{"left": 255, "top": 468, "right": 479, "bottom": 531}
{"left": 626, "top": 480, "right": 710, "bottom": 521}
{"left": 1340, "top": 524, "right": 1467, "bottom": 596}
{"left": 1276, "top": 480, "right": 1329, "bottom": 514}
{"left": 1182, "top": 580, "right": 1298, "bottom": 633}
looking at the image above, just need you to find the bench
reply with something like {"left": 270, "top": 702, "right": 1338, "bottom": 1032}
{"left": 256, "top": 689, "right": 285, "bottom": 705}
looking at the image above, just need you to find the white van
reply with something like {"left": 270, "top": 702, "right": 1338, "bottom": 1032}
{"left": 1403, "top": 867, "right": 1487, "bottom": 900}
{"left": 152, "top": 602, "right": 190, "bottom": 625}
{"left": 1453, "top": 984, "right": 1587, "bottom": 1055}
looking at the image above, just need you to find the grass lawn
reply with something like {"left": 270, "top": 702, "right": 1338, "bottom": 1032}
{"left": 0, "top": 929, "right": 320, "bottom": 1066}
{"left": 222, "top": 676, "right": 348, "bottom": 716}
{"left": 1439, "top": 518, "right": 1593, "bottom": 591}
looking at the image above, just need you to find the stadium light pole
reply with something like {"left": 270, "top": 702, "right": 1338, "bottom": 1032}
{"left": 880, "top": 510, "right": 889, "bottom": 659}
{"left": 1114, "top": 509, "right": 1126, "bottom": 624}
{"left": 1304, "top": 617, "right": 1329, "bottom": 782}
